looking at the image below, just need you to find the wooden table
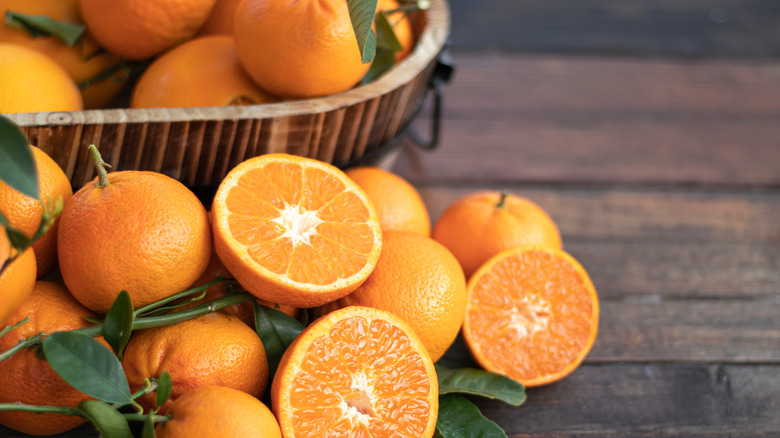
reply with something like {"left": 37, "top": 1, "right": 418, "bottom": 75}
{"left": 390, "top": 1, "right": 780, "bottom": 435}
{"left": 4, "top": 1, "right": 780, "bottom": 437}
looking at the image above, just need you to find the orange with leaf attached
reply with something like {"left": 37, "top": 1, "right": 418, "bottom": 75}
{"left": 0, "top": 281, "right": 99, "bottom": 435}
{"left": 0, "top": 145, "right": 73, "bottom": 277}
{"left": 57, "top": 147, "right": 212, "bottom": 314}
{"left": 234, "top": 0, "right": 370, "bottom": 98}
{"left": 123, "top": 312, "right": 268, "bottom": 414}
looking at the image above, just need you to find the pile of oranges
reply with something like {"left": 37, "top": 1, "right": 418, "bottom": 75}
{"left": 0, "top": 141, "right": 599, "bottom": 437}
{"left": 0, "top": 0, "right": 415, "bottom": 113}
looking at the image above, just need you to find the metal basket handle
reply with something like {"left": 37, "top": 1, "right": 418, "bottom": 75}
{"left": 406, "top": 48, "right": 455, "bottom": 150}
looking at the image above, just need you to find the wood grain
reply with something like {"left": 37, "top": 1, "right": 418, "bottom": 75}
{"left": 481, "top": 363, "right": 780, "bottom": 435}
{"left": 417, "top": 187, "right": 780, "bottom": 243}
{"left": 447, "top": 0, "right": 780, "bottom": 58}
{"left": 395, "top": 54, "right": 780, "bottom": 186}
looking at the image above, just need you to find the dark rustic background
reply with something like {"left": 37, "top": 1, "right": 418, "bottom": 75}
{"left": 394, "top": 0, "right": 780, "bottom": 436}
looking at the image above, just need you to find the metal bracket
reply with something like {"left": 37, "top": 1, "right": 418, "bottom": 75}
{"left": 407, "top": 48, "right": 455, "bottom": 150}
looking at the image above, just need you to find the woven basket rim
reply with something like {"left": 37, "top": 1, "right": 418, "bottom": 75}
{"left": 6, "top": 0, "right": 450, "bottom": 127}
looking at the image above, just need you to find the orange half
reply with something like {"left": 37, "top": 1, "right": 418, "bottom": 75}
{"left": 463, "top": 245, "right": 599, "bottom": 387}
{"left": 212, "top": 154, "right": 382, "bottom": 308}
{"left": 271, "top": 306, "right": 439, "bottom": 438}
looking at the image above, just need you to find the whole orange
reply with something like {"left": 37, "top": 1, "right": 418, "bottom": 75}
{"left": 57, "top": 169, "right": 211, "bottom": 314}
{"left": 345, "top": 166, "right": 430, "bottom": 236}
{"left": 0, "top": 0, "right": 127, "bottom": 109}
{"left": 156, "top": 386, "right": 281, "bottom": 438}
{"left": 334, "top": 230, "right": 466, "bottom": 362}
{"left": 0, "top": 281, "right": 98, "bottom": 435}
{"left": 234, "top": 0, "right": 371, "bottom": 99}
{"left": 198, "top": 0, "right": 243, "bottom": 36}
{"left": 377, "top": 0, "right": 414, "bottom": 61}
{"left": 432, "top": 191, "right": 562, "bottom": 278}
{"left": 79, "top": 0, "right": 217, "bottom": 60}
{"left": 131, "top": 36, "right": 277, "bottom": 109}
{"left": 122, "top": 312, "right": 268, "bottom": 414}
{"left": 0, "top": 145, "right": 73, "bottom": 277}
{"left": 0, "top": 43, "right": 83, "bottom": 113}
{"left": 0, "top": 226, "right": 36, "bottom": 324}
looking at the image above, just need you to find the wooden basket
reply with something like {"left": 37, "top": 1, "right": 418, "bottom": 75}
{"left": 5, "top": 0, "right": 450, "bottom": 188}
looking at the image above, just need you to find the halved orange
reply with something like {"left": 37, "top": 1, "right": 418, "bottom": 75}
{"left": 463, "top": 245, "right": 599, "bottom": 387}
{"left": 271, "top": 306, "right": 438, "bottom": 437}
{"left": 212, "top": 154, "right": 382, "bottom": 308}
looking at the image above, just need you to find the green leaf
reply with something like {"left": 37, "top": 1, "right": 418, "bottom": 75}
{"left": 436, "top": 365, "right": 526, "bottom": 406}
{"left": 0, "top": 212, "right": 33, "bottom": 251}
{"left": 5, "top": 11, "right": 85, "bottom": 46}
{"left": 375, "top": 11, "right": 403, "bottom": 52}
{"left": 436, "top": 334, "right": 480, "bottom": 369}
{"left": 361, "top": 47, "right": 396, "bottom": 85}
{"left": 156, "top": 370, "right": 173, "bottom": 408}
{"left": 254, "top": 304, "right": 305, "bottom": 378}
{"left": 77, "top": 400, "right": 134, "bottom": 438}
{"left": 142, "top": 414, "right": 157, "bottom": 438}
{"left": 346, "top": 0, "right": 378, "bottom": 63}
{"left": 436, "top": 395, "right": 508, "bottom": 438}
{"left": 43, "top": 332, "right": 133, "bottom": 404}
{"left": 0, "top": 115, "right": 38, "bottom": 200}
{"left": 103, "top": 291, "right": 134, "bottom": 360}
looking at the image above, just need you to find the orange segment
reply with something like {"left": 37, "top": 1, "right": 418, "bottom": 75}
{"left": 463, "top": 245, "right": 599, "bottom": 387}
{"left": 272, "top": 306, "right": 438, "bottom": 438}
{"left": 212, "top": 154, "right": 382, "bottom": 308}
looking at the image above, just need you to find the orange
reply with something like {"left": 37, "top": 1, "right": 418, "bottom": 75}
{"left": 58, "top": 168, "right": 211, "bottom": 314}
{"left": 0, "top": 0, "right": 127, "bottom": 109}
{"left": 79, "top": 0, "right": 217, "bottom": 60}
{"left": 334, "top": 230, "right": 466, "bottom": 362}
{"left": 271, "top": 306, "right": 438, "bottom": 437}
{"left": 156, "top": 385, "right": 281, "bottom": 438}
{"left": 377, "top": 0, "right": 414, "bottom": 61}
{"left": 131, "top": 35, "right": 277, "bottom": 109}
{"left": 211, "top": 154, "right": 382, "bottom": 308}
{"left": 432, "top": 191, "right": 562, "bottom": 278}
{"left": 198, "top": 0, "right": 242, "bottom": 36}
{"left": 0, "top": 43, "right": 83, "bottom": 113}
{"left": 184, "top": 247, "right": 299, "bottom": 326}
{"left": 463, "top": 245, "right": 599, "bottom": 387}
{"left": 345, "top": 166, "right": 430, "bottom": 236}
{"left": 0, "top": 226, "right": 36, "bottom": 324}
{"left": 0, "top": 145, "right": 73, "bottom": 277}
{"left": 0, "top": 281, "right": 98, "bottom": 435}
{"left": 122, "top": 312, "right": 268, "bottom": 414}
{"left": 234, "top": 0, "right": 371, "bottom": 98}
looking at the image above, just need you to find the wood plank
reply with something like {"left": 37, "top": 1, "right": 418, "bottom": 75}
{"left": 478, "top": 363, "right": 780, "bottom": 435}
{"left": 566, "top": 242, "right": 780, "bottom": 299}
{"left": 448, "top": 0, "right": 780, "bottom": 58}
{"left": 417, "top": 187, "right": 780, "bottom": 243}
{"left": 395, "top": 55, "right": 780, "bottom": 186}
{"left": 437, "top": 55, "right": 780, "bottom": 116}
{"left": 590, "top": 301, "right": 780, "bottom": 363}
